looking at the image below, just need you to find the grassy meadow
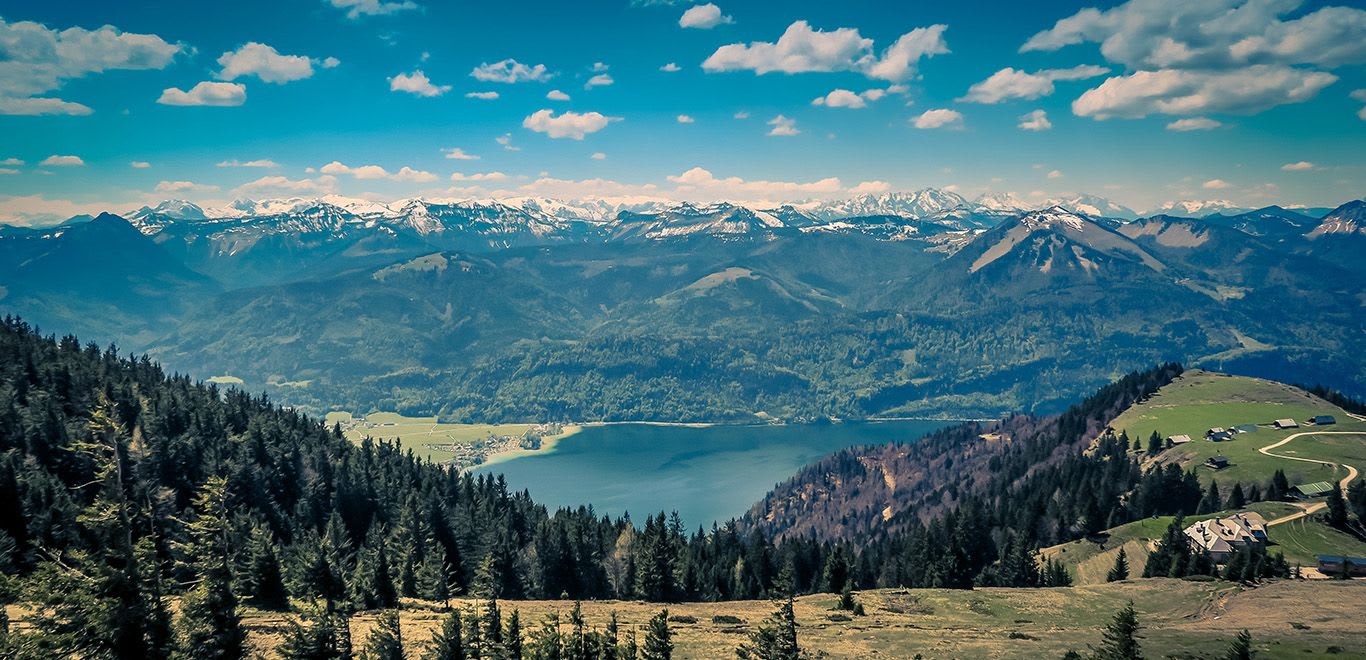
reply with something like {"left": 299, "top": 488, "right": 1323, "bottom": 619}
{"left": 1108, "top": 370, "right": 1366, "bottom": 488}
{"left": 223, "top": 580, "right": 1366, "bottom": 659}
{"left": 324, "top": 411, "right": 579, "bottom": 464}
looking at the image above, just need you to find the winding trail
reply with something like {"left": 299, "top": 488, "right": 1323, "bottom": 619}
{"left": 1260, "top": 430, "right": 1362, "bottom": 527}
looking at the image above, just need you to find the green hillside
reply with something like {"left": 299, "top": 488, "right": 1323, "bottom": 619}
{"left": 1109, "top": 370, "right": 1366, "bottom": 488}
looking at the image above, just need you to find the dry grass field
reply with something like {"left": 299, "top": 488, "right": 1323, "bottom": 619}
{"left": 219, "top": 579, "right": 1366, "bottom": 659}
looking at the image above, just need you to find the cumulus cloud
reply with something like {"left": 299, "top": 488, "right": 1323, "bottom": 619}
{"left": 733, "top": 111, "right": 750, "bottom": 119}
{"left": 471, "top": 59, "right": 552, "bottom": 83}
{"left": 466, "top": 91, "right": 499, "bottom": 100}
{"left": 0, "top": 169, "right": 17, "bottom": 175}
{"left": 216, "top": 42, "right": 317, "bottom": 83}
{"left": 1353, "top": 89, "right": 1366, "bottom": 120}
{"left": 810, "top": 87, "right": 898, "bottom": 109}
{"left": 584, "top": 74, "right": 614, "bottom": 89}
{"left": 546, "top": 89, "right": 571, "bottom": 101}
{"left": 960, "top": 65, "right": 1107, "bottom": 103}
{"left": 236, "top": 174, "right": 338, "bottom": 195}
{"left": 1023, "top": 0, "right": 1364, "bottom": 121}
{"left": 522, "top": 109, "right": 621, "bottom": 139}
{"left": 449, "top": 171, "right": 509, "bottom": 182}
{"left": 849, "top": 180, "right": 891, "bottom": 194}
{"left": 679, "top": 3, "right": 733, "bottom": 29}
{"left": 702, "top": 20, "right": 947, "bottom": 82}
{"left": 322, "top": 57, "right": 341, "bottom": 68}
{"left": 1166, "top": 117, "right": 1222, "bottom": 131}
{"left": 911, "top": 108, "right": 963, "bottom": 129}
{"left": 1072, "top": 65, "right": 1336, "bottom": 119}
{"left": 1280, "top": 161, "right": 1314, "bottom": 171}
{"left": 0, "top": 158, "right": 23, "bottom": 166}
{"left": 155, "top": 180, "right": 218, "bottom": 193}
{"left": 1018, "top": 109, "right": 1052, "bottom": 131}
{"left": 388, "top": 70, "right": 451, "bottom": 97}
{"left": 0, "top": 17, "right": 183, "bottom": 116}
{"left": 766, "top": 114, "right": 799, "bottom": 136}
{"left": 327, "top": 0, "right": 419, "bottom": 19}
{"left": 40, "top": 155, "right": 84, "bottom": 166}
{"left": 1047, "top": 169, "right": 1063, "bottom": 179}
{"left": 666, "top": 166, "right": 842, "bottom": 201}
{"left": 1203, "top": 178, "right": 1231, "bottom": 189}
{"left": 129, "top": 161, "right": 150, "bottom": 168}
{"left": 497, "top": 134, "right": 520, "bottom": 151}
{"left": 591, "top": 152, "right": 607, "bottom": 160}
{"left": 319, "top": 161, "right": 437, "bottom": 182}
{"left": 1022, "top": 0, "right": 1366, "bottom": 70}
{"left": 158, "top": 81, "right": 246, "bottom": 106}
{"left": 392, "top": 166, "right": 437, "bottom": 182}
{"left": 443, "top": 147, "right": 479, "bottom": 160}
{"left": 676, "top": 114, "right": 695, "bottom": 123}
{"left": 660, "top": 62, "right": 682, "bottom": 72}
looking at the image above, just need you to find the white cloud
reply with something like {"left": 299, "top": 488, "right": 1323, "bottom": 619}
{"left": 1203, "top": 178, "right": 1231, "bottom": 189}
{"left": 471, "top": 59, "right": 552, "bottom": 83}
{"left": 702, "top": 20, "right": 947, "bottom": 82}
{"left": 155, "top": 180, "right": 219, "bottom": 193}
{"left": 0, "top": 158, "right": 24, "bottom": 167}
{"left": 466, "top": 91, "right": 500, "bottom": 100}
{"left": 666, "top": 166, "right": 842, "bottom": 201}
{"left": 1166, "top": 117, "right": 1222, "bottom": 131}
{"left": 392, "top": 166, "right": 437, "bottom": 182}
{"left": 321, "top": 161, "right": 434, "bottom": 182}
{"left": 327, "top": 0, "right": 419, "bottom": 19}
{"left": 733, "top": 111, "right": 750, "bottom": 119}
{"left": 449, "top": 171, "right": 509, "bottom": 182}
{"left": 217, "top": 159, "right": 280, "bottom": 168}
{"left": 591, "top": 152, "right": 607, "bottom": 160}
{"left": 811, "top": 86, "right": 900, "bottom": 109}
{"left": 1047, "top": 169, "right": 1063, "bottom": 179}
{"left": 388, "top": 70, "right": 451, "bottom": 97}
{"left": 849, "top": 180, "right": 891, "bottom": 194}
{"left": 679, "top": 3, "right": 733, "bottom": 29}
{"left": 1353, "top": 89, "right": 1366, "bottom": 120}
{"left": 236, "top": 174, "right": 338, "bottom": 195}
{"left": 0, "top": 18, "right": 183, "bottom": 116}
{"left": 1022, "top": 0, "right": 1366, "bottom": 71}
{"left": 593, "top": 62, "right": 610, "bottom": 72}
{"left": 661, "top": 62, "right": 682, "bottom": 72}
{"left": 1023, "top": 1, "right": 1364, "bottom": 122}
{"left": 216, "top": 42, "right": 316, "bottom": 84}
{"left": 443, "top": 148, "right": 479, "bottom": 160}
{"left": 0, "top": 194, "right": 117, "bottom": 227}
{"left": 1072, "top": 65, "right": 1336, "bottom": 119}
{"left": 766, "top": 114, "right": 799, "bottom": 136}
{"left": 960, "top": 65, "right": 1108, "bottom": 103}
{"left": 676, "top": 114, "right": 695, "bottom": 123}
{"left": 497, "top": 134, "right": 520, "bottom": 151}
{"left": 322, "top": 57, "right": 341, "bottom": 68}
{"left": 129, "top": 161, "right": 151, "bottom": 168}
{"left": 157, "top": 81, "right": 246, "bottom": 106}
{"left": 1280, "top": 161, "right": 1314, "bottom": 171}
{"left": 584, "top": 74, "right": 614, "bottom": 89}
{"left": 0, "top": 169, "right": 17, "bottom": 175}
{"left": 911, "top": 108, "right": 963, "bottom": 129}
{"left": 522, "top": 109, "right": 621, "bottom": 139}
{"left": 40, "top": 155, "right": 84, "bottom": 166}
{"left": 546, "top": 89, "right": 571, "bottom": 101}
{"left": 1018, "top": 109, "right": 1052, "bottom": 131}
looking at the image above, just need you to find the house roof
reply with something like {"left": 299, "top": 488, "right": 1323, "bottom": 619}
{"left": 1275, "top": 418, "right": 1298, "bottom": 426}
{"left": 1294, "top": 481, "right": 1334, "bottom": 495}
{"left": 1185, "top": 513, "right": 1268, "bottom": 553}
{"left": 1168, "top": 434, "right": 1192, "bottom": 443}
{"left": 1316, "top": 555, "right": 1366, "bottom": 563}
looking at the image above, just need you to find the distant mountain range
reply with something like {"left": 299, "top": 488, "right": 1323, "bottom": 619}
{"left": 2, "top": 195, "right": 1363, "bottom": 422}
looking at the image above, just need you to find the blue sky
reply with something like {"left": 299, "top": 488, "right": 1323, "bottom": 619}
{"left": 1, "top": 0, "right": 1363, "bottom": 224}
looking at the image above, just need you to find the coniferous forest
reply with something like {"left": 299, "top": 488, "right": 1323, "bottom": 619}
{"left": 0, "top": 318, "right": 1296, "bottom": 658}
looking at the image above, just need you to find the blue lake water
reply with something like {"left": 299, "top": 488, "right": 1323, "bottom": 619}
{"left": 472, "top": 419, "right": 951, "bottom": 529}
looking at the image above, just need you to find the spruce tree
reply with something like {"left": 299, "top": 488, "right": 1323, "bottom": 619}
{"left": 280, "top": 607, "right": 347, "bottom": 660}
{"left": 735, "top": 597, "right": 799, "bottom": 660}
{"left": 423, "top": 608, "right": 465, "bottom": 660}
{"left": 529, "top": 612, "right": 562, "bottom": 660}
{"left": 1325, "top": 482, "right": 1348, "bottom": 528}
{"left": 642, "top": 609, "right": 672, "bottom": 660}
{"left": 1106, "top": 548, "right": 1130, "bottom": 583}
{"left": 244, "top": 523, "right": 290, "bottom": 611}
{"left": 1222, "top": 629, "right": 1252, "bottom": 660}
{"left": 1092, "top": 602, "right": 1142, "bottom": 660}
{"left": 503, "top": 609, "right": 523, "bottom": 660}
{"left": 1146, "top": 431, "right": 1162, "bottom": 455}
{"left": 1227, "top": 483, "right": 1246, "bottom": 510}
{"left": 565, "top": 601, "right": 589, "bottom": 660}
{"left": 362, "top": 610, "right": 404, "bottom": 660}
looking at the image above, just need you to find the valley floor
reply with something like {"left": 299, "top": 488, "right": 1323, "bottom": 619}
{"left": 221, "top": 579, "right": 1366, "bottom": 659}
